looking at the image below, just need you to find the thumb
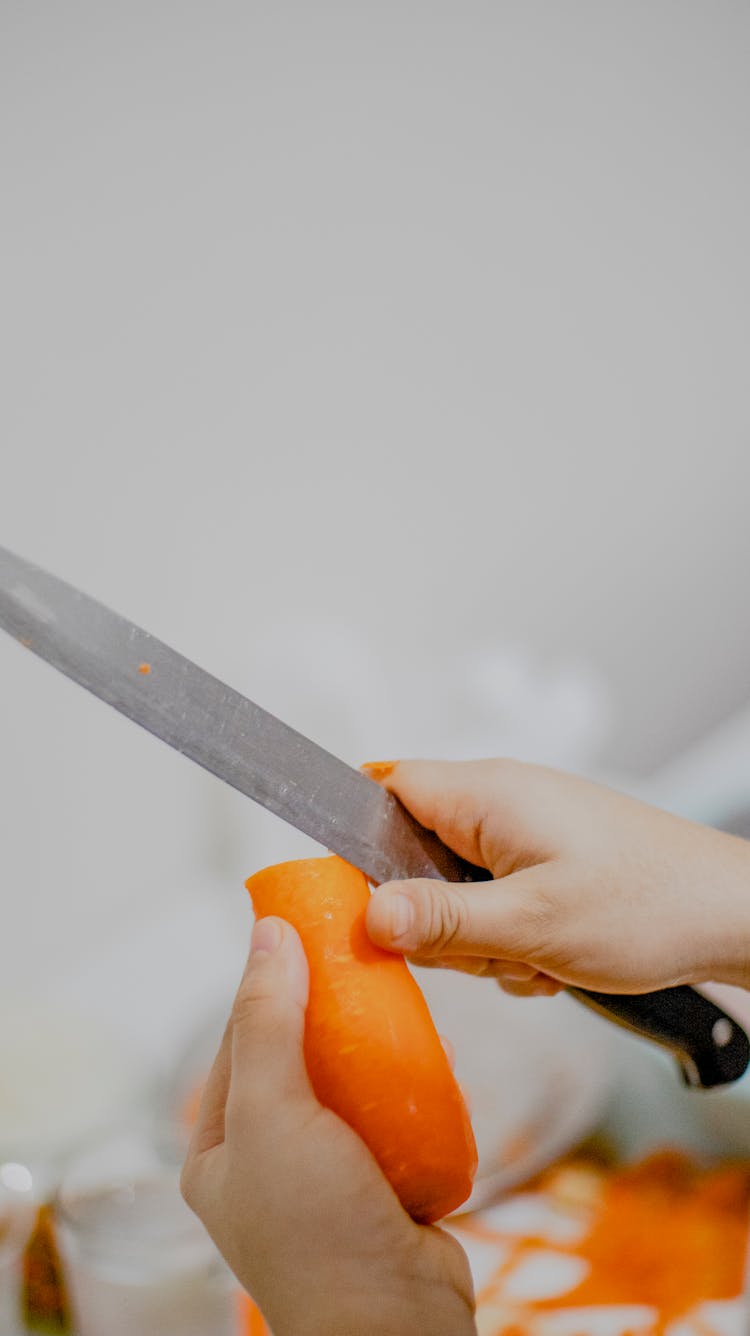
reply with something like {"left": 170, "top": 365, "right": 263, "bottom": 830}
{"left": 366, "top": 867, "right": 559, "bottom": 966}
{"left": 228, "top": 917, "right": 312, "bottom": 1108}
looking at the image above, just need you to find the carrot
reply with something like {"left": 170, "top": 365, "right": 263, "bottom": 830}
{"left": 245, "top": 855, "right": 477, "bottom": 1224}
{"left": 236, "top": 1291, "right": 272, "bottom": 1335}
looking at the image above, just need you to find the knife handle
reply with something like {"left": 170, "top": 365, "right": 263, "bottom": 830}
{"left": 567, "top": 984, "right": 750, "bottom": 1088}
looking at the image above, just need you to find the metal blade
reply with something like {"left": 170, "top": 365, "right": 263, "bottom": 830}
{"left": 0, "top": 546, "right": 484, "bottom": 885}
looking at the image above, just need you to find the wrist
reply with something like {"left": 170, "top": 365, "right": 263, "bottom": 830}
{"left": 274, "top": 1304, "right": 476, "bottom": 1336}
{"left": 269, "top": 1276, "right": 476, "bottom": 1336}
{"left": 692, "top": 827, "right": 750, "bottom": 990}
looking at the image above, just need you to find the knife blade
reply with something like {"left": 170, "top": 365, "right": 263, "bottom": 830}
{"left": 1, "top": 544, "right": 747, "bottom": 1089}
{"left": 0, "top": 546, "right": 483, "bottom": 885}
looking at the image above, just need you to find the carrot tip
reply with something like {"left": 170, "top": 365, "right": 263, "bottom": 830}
{"left": 137, "top": 662, "right": 152, "bottom": 675}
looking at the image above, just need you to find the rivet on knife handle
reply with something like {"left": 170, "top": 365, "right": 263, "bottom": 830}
{"left": 567, "top": 984, "right": 750, "bottom": 1088}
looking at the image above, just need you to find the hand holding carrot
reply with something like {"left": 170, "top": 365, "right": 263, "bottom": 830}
{"left": 181, "top": 917, "right": 476, "bottom": 1336}
{"left": 365, "top": 759, "right": 750, "bottom": 996}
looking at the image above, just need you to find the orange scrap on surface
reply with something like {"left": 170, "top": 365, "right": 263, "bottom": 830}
{"left": 137, "top": 662, "right": 152, "bottom": 675}
{"left": 246, "top": 855, "right": 477, "bottom": 1224}
{"left": 455, "top": 1150, "right": 750, "bottom": 1335}
{"left": 540, "top": 1152, "right": 750, "bottom": 1314}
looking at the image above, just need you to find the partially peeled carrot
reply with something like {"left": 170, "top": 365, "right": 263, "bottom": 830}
{"left": 246, "top": 855, "right": 477, "bottom": 1224}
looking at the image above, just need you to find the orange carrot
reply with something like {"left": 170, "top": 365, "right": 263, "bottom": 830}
{"left": 236, "top": 1290, "right": 272, "bottom": 1335}
{"left": 246, "top": 855, "right": 477, "bottom": 1224}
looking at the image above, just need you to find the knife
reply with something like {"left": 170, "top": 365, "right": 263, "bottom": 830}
{"left": 0, "top": 545, "right": 747, "bottom": 1089}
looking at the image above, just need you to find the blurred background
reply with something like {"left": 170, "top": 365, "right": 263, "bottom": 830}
{"left": 2, "top": 0, "right": 749, "bottom": 988}
{"left": 1, "top": 0, "right": 750, "bottom": 1325}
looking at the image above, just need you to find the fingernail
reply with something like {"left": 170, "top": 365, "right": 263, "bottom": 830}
{"left": 250, "top": 917, "right": 283, "bottom": 958}
{"left": 361, "top": 761, "right": 397, "bottom": 782}
{"left": 388, "top": 893, "right": 414, "bottom": 940}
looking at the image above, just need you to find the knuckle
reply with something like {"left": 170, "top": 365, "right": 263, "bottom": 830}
{"left": 231, "top": 998, "right": 288, "bottom": 1061}
{"left": 224, "top": 1086, "right": 263, "bottom": 1136}
{"left": 231, "top": 973, "right": 281, "bottom": 1028}
{"left": 485, "top": 756, "right": 525, "bottom": 794}
{"left": 507, "top": 883, "right": 561, "bottom": 955}
{"left": 230, "top": 987, "right": 260, "bottom": 1029}
{"left": 413, "top": 882, "right": 468, "bottom": 954}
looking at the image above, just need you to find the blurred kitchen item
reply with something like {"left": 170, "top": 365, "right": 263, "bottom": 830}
{"left": 0, "top": 1178, "right": 33, "bottom": 1336}
{"left": 0, "top": 999, "right": 145, "bottom": 1332}
{"left": 0, "top": 1232, "right": 22, "bottom": 1336}
{"left": 22, "top": 1202, "right": 73, "bottom": 1334}
{"left": 2, "top": 546, "right": 746, "bottom": 1087}
{"left": 166, "top": 973, "right": 614, "bottom": 1212}
{"left": 414, "top": 971, "right": 613, "bottom": 1211}
{"left": 55, "top": 1127, "right": 235, "bottom": 1336}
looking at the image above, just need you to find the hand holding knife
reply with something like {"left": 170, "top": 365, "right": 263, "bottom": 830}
{"left": 0, "top": 544, "right": 747, "bottom": 1089}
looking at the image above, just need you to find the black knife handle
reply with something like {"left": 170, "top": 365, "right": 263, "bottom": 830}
{"left": 567, "top": 984, "right": 750, "bottom": 1088}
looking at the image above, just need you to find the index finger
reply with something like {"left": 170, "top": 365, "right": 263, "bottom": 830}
{"left": 363, "top": 758, "right": 544, "bottom": 875}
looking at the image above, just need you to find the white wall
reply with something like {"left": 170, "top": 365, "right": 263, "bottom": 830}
{"left": 2, "top": 2, "right": 750, "bottom": 1008}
